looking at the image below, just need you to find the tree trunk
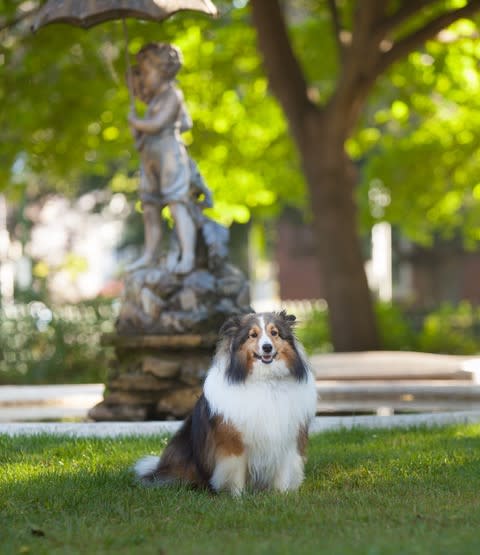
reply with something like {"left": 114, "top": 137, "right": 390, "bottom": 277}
{"left": 250, "top": 0, "right": 480, "bottom": 350}
{"left": 250, "top": 0, "right": 380, "bottom": 351}
{"left": 300, "top": 112, "right": 379, "bottom": 351}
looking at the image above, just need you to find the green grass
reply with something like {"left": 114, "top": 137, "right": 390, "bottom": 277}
{"left": 2, "top": 425, "right": 480, "bottom": 555}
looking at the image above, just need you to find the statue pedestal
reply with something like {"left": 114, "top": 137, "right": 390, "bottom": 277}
{"left": 88, "top": 333, "right": 217, "bottom": 421}
{"left": 88, "top": 262, "right": 251, "bottom": 421}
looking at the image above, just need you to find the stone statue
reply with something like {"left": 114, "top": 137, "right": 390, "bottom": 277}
{"left": 90, "top": 41, "right": 251, "bottom": 421}
{"left": 128, "top": 43, "right": 201, "bottom": 274}
{"left": 116, "top": 43, "right": 251, "bottom": 336}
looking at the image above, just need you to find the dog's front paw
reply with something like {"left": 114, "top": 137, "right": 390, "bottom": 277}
{"left": 210, "top": 454, "right": 247, "bottom": 497}
{"left": 273, "top": 451, "right": 305, "bottom": 492}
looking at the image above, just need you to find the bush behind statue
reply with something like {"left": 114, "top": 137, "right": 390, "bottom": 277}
{"left": 297, "top": 301, "right": 480, "bottom": 356}
{"left": 1, "top": 299, "right": 479, "bottom": 385}
{"left": 0, "top": 299, "right": 116, "bottom": 385}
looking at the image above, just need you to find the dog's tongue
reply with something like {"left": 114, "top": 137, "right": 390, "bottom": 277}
{"left": 262, "top": 354, "right": 273, "bottom": 363}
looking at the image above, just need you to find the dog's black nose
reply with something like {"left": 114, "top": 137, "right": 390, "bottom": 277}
{"left": 262, "top": 343, "right": 273, "bottom": 353}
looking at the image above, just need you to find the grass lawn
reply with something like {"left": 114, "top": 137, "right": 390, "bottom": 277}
{"left": 1, "top": 424, "right": 480, "bottom": 555}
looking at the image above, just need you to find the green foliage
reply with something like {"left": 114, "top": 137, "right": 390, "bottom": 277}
{"left": 2, "top": 425, "right": 480, "bottom": 554}
{"left": 375, "top": 301, "right": 417, "bottom": 351}
{"left": 0, "top": 300, "right": 115, "bottom": 385}
{"left": 296, "top": 307, "right": 332, "bottom": 354}
{"left": 0, "top": 3, "right": 303, "bottom": 225}
{"left": 298, "top": 301, "right": 480, "bottom": 355}
{"left": 3, "top": 2, "right": 480, "bottom": 239}
{"left": 3, "top": 297, "right": 478, "bottom": 386}
{"left": 417, "top": 301, "right": 480, "bottom": 355}
{"left": 356, "top": 18, "right": 480, "bottom": 246}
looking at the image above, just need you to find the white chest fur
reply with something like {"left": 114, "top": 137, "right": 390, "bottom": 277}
{"left": 204, "top": 356, "right": 317, "bottom": 487}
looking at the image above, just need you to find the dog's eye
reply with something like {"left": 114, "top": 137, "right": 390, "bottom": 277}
{"left": 271, "top": 329, "right": 278, "bottom": 336}
{"left": 249, "top": 331, "right": 258, "bottom": 338}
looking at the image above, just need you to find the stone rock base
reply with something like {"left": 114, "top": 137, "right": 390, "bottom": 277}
{"left": 88, "top": 333, "right": 217, "bottom": 421}
{"left": 116, "top": 263, "right": 251, "bottom": 336}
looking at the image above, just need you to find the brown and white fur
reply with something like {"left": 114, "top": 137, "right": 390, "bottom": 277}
{"left": 134, "top": 311, "right": 317, "bottom": 495}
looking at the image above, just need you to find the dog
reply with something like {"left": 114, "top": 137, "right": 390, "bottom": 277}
{"left": 134, "top": 311, "right": 317, "bottom": 495}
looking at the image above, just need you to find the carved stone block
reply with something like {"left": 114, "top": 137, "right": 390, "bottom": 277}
{"left": 109, "top": 373, "right": 176, "bottom": 391}
{"left": 142, "top": 355, "right": 181, "bottom": 378}
{"left": 155, "top": 386, "right": 202, "bottom": 418}
{"left": 88, "top": 401, "right": 148, "bottom": 422}
{"left": 89, "top": 333, "right": 215, "bottom": 421}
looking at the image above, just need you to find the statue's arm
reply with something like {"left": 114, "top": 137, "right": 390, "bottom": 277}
{"left": 179, "top": 103, "right": 193, "bottom": 133}
{"left": 129, "top": 88, "right": 180, "bottom": 135}
{"left": 194, "top": 176, "right": 213, "bottom": 207}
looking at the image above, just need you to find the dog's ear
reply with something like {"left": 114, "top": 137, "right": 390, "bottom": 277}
{"left": 226, "top": 350, "right": 248, "bottom": 384}
{"left": 219, "top": 315, "right": 242, "bottom": 338}
{"left": 279, "top": 310, "right": 296, "bottom": 326}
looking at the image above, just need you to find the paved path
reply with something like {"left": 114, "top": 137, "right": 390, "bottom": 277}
{"left": 0, "top": 384, "right": 104, "bottom": 422}
{"left": 310, "top": 351, "right": 480, "bottom": 380}
{"left": 2, "top": 352, "right": 480, "bottom": 421}
{"left": 2, "top": 411, "right": 480, "bottom": 437}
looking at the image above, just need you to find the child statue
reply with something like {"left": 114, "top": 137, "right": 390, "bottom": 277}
{"left": 116, "top": 43, "right": 250, "bottom": 335}
{"left": 128, "top": 43, "right": 210, "bottom": 274}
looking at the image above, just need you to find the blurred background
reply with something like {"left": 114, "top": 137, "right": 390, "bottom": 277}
{"left": 1, "top": 0, "right": 480, "bottom": 387}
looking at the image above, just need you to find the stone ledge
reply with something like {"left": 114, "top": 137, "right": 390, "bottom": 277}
{"left": 311, "top": 351, "right": 480, "bottom": 381}
{"left": 101, "top": 333, "right": 218, "bottom": 350}
{"left": 2, "top": 411, "right": 480, "bottom": 437}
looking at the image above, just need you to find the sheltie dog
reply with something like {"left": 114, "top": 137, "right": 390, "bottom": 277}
{"left": 134, "top": 311, "right": 317, "bottom": 495}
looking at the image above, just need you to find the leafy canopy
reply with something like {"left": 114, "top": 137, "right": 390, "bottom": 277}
{"left": 357, "top": 18, "right": 480, "bottom": 247}
{"left": 0, "top": 2, "right": 302, "bottom": 225}
{"left": 2, "top": 1, "right": 480, "bottom": 240}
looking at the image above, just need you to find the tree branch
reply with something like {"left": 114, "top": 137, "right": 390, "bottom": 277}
{"left": 349, "top": 0, "right": 386, "bottom": 50}
{"left": 327, "top": 0, "right": 344, "bottom": 59}
{"left": 376, "top": 0, "right": 480, "bottom": 76}
{"left": 329, "top": 1, "right": 386, "bottom": 135}
{"left": 377, "top": 0, "right": 439, "bottom": 38}
{"left": 249, "top": 0, "right": 312, "bottom": 137}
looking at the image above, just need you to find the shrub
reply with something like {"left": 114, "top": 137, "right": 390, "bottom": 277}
{"left": 297, "top": 300, "right": 480, "bottom": 355}
{"left": 2, "top": 297, "right": 480, "bottom": 385}
{"left": 375, "top": 301, "right": 416, "bottom": 351}
{"left": 416, "top": 302, "right": 480, "bottom": 355}
{"left": 0, "top": 300, "right": 117, "bottom": 385}
{"left": 296, "top": 307, "right": 332, "bottom": 354}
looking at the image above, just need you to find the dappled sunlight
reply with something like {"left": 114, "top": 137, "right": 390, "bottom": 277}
{"left": 307, "top": 424, "right": 480, "bottom": 495}
{"left": 2, "top": 427, "right": 480, "bottom": 554}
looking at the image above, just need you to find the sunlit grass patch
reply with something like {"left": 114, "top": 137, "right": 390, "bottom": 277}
{"left": 1, "top": 425, "right": 480, "bottom": 554}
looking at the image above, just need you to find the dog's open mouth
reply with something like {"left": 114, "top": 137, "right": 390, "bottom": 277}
{"left": 254, "top": 352, "right": 277, "bottom": 364}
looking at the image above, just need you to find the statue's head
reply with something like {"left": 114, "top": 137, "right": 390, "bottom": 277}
{"left": 136, "top": 43, "right": 183, "bottom": 81}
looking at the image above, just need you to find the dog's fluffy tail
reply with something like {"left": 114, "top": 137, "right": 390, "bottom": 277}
{"left": 133, "top": 402, "right": 212, "bottom": 488}
{"left": 134, "top": 455, "right": 177, "bottom": 486}
{"left": 134, "top": 455, "right": 161, "bottom": 482}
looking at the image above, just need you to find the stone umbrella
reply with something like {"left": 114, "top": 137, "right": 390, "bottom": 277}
{"left": 32, "top": 0, "right": 218, "bottom": 107}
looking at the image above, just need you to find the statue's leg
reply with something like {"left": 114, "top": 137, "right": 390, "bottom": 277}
{"left": 143, "top": 204, "right": 162, "bottom": 260}
{"left": 170, "top": 202, "right": 196, "bottom": 274}
{"left": 127, "top": 204, "right": 162, "bottom": 271}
